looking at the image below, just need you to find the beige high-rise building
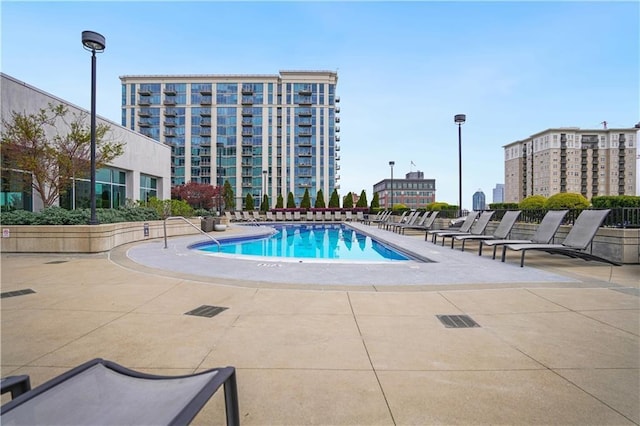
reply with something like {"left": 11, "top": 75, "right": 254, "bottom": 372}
{"left": 504, "top": 127, "right": 637, "bottom": 203}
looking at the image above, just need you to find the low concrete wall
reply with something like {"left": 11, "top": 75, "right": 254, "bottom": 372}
{"left": 0, "top": 219, "right": 201, "bottom": 254}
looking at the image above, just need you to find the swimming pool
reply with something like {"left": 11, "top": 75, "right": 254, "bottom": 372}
{"left": 194, "top": 223, "right": 413, "bottom": 262}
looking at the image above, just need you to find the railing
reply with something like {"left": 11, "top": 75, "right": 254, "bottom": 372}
{"left": 163, "top": 216, "right": 220, "bottom": 251}
{"left": 487, "top": 208, "right": 640, "bottom": 228}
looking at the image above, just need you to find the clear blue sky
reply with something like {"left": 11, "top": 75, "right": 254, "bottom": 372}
{"left": 2, "top": 1, "right": 638, "bottom": 207}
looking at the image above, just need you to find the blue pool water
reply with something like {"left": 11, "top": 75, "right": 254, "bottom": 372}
{"left": 196, "top": 224, "right": 412, "bottom": 262}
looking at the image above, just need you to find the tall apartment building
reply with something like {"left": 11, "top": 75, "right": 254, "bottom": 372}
{"left": 472, "top": 189, "right": 486, "bottom": 211}
{"left": 503, "top": 127, "right": 637, "bottom": 203}
{"left": 492, "top": 183, "right": 504, "bottom": 204}
{"left": 120, "top": 71, "right": 340, "bottom": 208}
{"left": 373, "top": 171, "right": 436, "bottom": 209}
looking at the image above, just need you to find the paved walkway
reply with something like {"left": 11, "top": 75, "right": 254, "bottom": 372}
{"left": 1, "top": 223, "right": 638, "bottom": 425}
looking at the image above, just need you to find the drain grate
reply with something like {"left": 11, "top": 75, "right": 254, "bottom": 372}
{"left": 45, "top": 260, "right": 68, "bottom": 264}
{"left": 437, "top": 314, "right": 480, "bottom": 328}
{"left": 184, "top": 305, "right": 228, "bottom": 318}
{"left": 1, "top": 289, "right": 36, "bottom": 299}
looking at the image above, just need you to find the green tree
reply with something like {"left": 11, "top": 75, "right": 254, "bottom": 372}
{"left": 223, "top": 180, "right": 235, "bottom": 210}
{"left": 343, "top": 192, "right": 354, "bottom": 209}
{"left": 328, "top": 188, "right": 340, "bottom": 208}
{"left": 1, "top": 103, "right": 124, "bottom": 208}
{"left": 520, "top": 195, "right": 547, "bottom": 210}
{"left": 148, "top": 197, "right": 194, "bottom": 219}
{"left": 286, "top": 191, "right": 296, "bottom": 208}
{"left": 315, "top": 189, "right": 326, "bottom": 208}
{"left": 244, "top": 193, "right": 254, "bottom": 210}
{"left": 301, "top": 188, "right": 311, "bottom": 209}
{"left": 370, "top": 192, "right": 379, "bottom": 209}
{"left": 276, "top": 194, "right": 284, "bottom": 208}
{"left": 260, "top": 194, "right": 269, "bottom": 212}
{"left": 356, "top": 190, "right": 368, "bottom": 208}
{"left": 544, "top": 193, "right": 589, "bottom": 209}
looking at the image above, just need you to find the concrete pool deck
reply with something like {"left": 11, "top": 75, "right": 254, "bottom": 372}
{"left": 1, "top": 222, "right": 639, "bottom": 424}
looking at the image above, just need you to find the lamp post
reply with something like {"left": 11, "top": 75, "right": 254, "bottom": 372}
{"left": 217, "top": 142, "right": 224, "bottom": 216}
{"left": 262, "top": 170, "right": 267, "bottom": 209}
{"left": 388, "top": 161, "right": 395, "bottom": 209}
{"left": 81, "top": 31, "right": 106, "bottom": 225}
{"left": 454, "top": 114, "right": 466, "bottom": 217}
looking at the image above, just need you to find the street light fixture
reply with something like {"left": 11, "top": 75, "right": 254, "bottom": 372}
{"left": 388, "top": 161, "right": 395, "bottom": 209}
{"left": 81, "top": 30, "right": 106, "bottom": 225}
{"left": 454, "top": 114, "right": 466, "bottom": 217}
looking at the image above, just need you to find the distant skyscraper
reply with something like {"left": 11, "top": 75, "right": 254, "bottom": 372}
{"left": 493, "top": 183, "right": 505, "bottom": 203}
{"left": 472, "top": 189, "right": 486, "bottom": 211}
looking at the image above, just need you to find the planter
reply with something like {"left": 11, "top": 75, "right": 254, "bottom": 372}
{"left": 214, "top": 224, "right": 227, "bottom": 232}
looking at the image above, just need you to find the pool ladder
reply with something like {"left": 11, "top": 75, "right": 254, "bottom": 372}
{"left": 163, "top": 216, "right": 221, "bottom": 251}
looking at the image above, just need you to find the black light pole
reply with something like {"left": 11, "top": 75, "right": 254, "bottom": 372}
{"left": 217, "top": 142, "right": 224, "bottom": 216}
{"left": 388, "top": 161, "right": 395, "bottom": 209}
{"left": 82, "top": 31, "right": 106, "bottom": 225}
{"left": 262, "top": 170, "right": 267, "bottom": 209}
{"left": 454, "top": 114, "right": 466, "bottom": 217}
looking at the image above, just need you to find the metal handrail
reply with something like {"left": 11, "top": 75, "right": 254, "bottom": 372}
{"left": 163, "top": 216, "right": 221, "bottom": 251}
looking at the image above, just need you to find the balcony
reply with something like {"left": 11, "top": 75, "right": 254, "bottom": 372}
{"left": 163, "top": 86, "right": 176, "bottom": 95}
{"left": 335, "top": 174, "right": 340, "bottom": 180}
{"left": 138, "top": 120, "right": 152, "bottom": 128}
{"left": 241, "top": 119, "right": 253, "bottom": 126}
{"left": 242, "top": 139, "right": 253, "bottom": 147}
{"left": 241, "top": 148, "right": 253, "bottom": 156}
{"left": 241, "top": 108, "right": 253, "bottom": 116}
{"left": 200, "top": 108, "right": 211, "bottom": 117}
{"left": 200, "top": 137, "right": 211, "bottom": 146}
{"left": 335, "top": 106, "right": 340, "bottom": 113}
{"left": 336, "top": 164, "right": 341, "bottom": 170}
{"left": 335, "top": 116, "right": 340, "bottom": 123}
{"left": 163, "top": 97, "right": 177, "bottom": 106}
{"left": 164, "top": 119, "right": 176, "bottom": 127}
{"left": 199, "top": 87, "right": 212, "bottom": 95}
{"left": 140, "top": 129, "right": 153, "bottom": 138}
{"left": 139, "top": 109, "right": 152, "bottom": 118}
{"left": 299, "top": 150, "right": 312, "bottom": 157}
{"left": 242, "top": 181, "right": 253, "bottom": 187}
{"left": 336, "top": 145, "right": 340, "bottom": 151}
{"left": 298, "top": 96, "right": 312, "bottom": 105}
{"left": 298, "top": 140, "right": 312, "bottom": 147}
{"left": 241, "top": 96, "right": 254, "bottom": 105}
{"left": 335, "top": 155, "right": 340, "bottom": 161}
{"left": 138, "top": 97, "right": 151, "bottom": 106}
{"left": 299, "top": 119, "right": 312, "bottom": 127}
{"left": 241, "top": 85, "right": 254, "bottom": 95}
{"left": 335, "top": 96, "right": 340, "bottom": 103}
{"left": 164, "top": 108, "right": 177, "bottom": 117}
{"left": 298, "top": 162, "right": 312, "bottom": 168}
{"left": 200, "top": 129, "right": 211, "bottom": 137}
{"left": 298, "top": 108, "right": 312, "bottom": 117}
{"left": 164, "top": 129, "right": 176, "bottom": 137}
{"left": 298, "top": 183, "right": 312, "bottom": 188}
{"left": 335, "top": 135, "right": 340, "bottom": 142}
{"left": 200, "top": 118, "right": 212, "bottom": 127}
{"left": 200, "top": 96, "right": 212, "bottom": 105}
{"left": 242, "top": 129, "right": 253, "bottom": 136}
{"left": 298, "top": 85, "right": 312, "bottom": 95}
{"left": 335, "top": 126, "right": 340, "bottom": 132}
{"left": 299, "top": 130, "right": 312, "bottom": 137}
{"left": 138, "top": 88, "right": 152, "bottom": 96}
{"left": 619, "top": 166, "right": 625, "bottom": 172}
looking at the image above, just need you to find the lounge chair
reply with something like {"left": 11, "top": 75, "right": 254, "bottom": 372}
{"left": 275, "top": 211, "right": 285, "bottom": 221}
{"left": 324, "top": 211, "right": 333, "bottom": 221}
{"left": 439, "top": 211, "right": 495, "bottom": 247}
{"left": 293, "top": 211, "right": 302, "bottom": 221}
{"left": 501, "top": 209, "right": 620, "bottom": 267}
{"left": 334, "top": 211, "right": 342, "bottom": 222}
{"left": 390, "top": 211, "right": 423, "bottom": 233}
{"left": 306, "top": 211, "right": 314, "bottom": 221}
{"left": 426, "top": 211, "right": 479, "bottom": 243}
{"left": 252, "top": 211, "right": 262, "bottom": 222}
{"left": 285, "top": 211, "right": 294, "bottom": 221}
{"left": 265, "top": 211, "right": 275, "bottom": 221}
{"left": 481, "top": 210, "right": 568, "bottom": 258}
{"left": 345, "top": 211, "right": 353, "bottom": 221}
{"left": 453, "top": 210, "right": 521, "bottom": 251}
{"left": 225, "top": 211, "right": 234, "bottom": 222}
{"left": 380, "top": 211, "right": 408, "bottom": 229}
{"left": 356, "top": 211, "right": 365, "bottom": 222}
{"left": 0, "top": 358, "right": 239, "bottom": 426}
{"left": 399, "top": 210, "right": 439, "bottom": 234}
{"left": 234, "top": 211, "right": 244, "bottom": 222}
{"left": 315, "top": 211, "right": 323, "bottom": 221}
{"left": 367, "top": 210, "right": 389, "bottom": 226}
{"left": 242, "top": 211, "right": 252, "bottom": 221}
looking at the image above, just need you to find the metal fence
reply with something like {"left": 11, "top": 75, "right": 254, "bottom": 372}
{"left": 487, "top": 208, "right": 640, "bottom": 228}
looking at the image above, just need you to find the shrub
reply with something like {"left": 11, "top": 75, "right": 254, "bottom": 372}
{"left": 328, "top": 189, "right": 340, "bottom": 208}
{"left": 315, "top": 189, "right": 326, "bottom": 208}
{"left": 544, "top": 193, "right": 589, "bottom": 209}
{"left": 519, "top": 195, "right": 547, "bottom": 210}
{"left": 392, "top": 203, "right": 407, "bottom": 211}
{"left": 343, "top": 192, "right": 354, "bottom": 209}
{"left": 0, "top": 205, "right": 161, "bottom": 225}
{"left": 244, "top": 193, "right": 254, "bottom": 211}
{"left": 427, "top": 202, "right": 454, "bottom": 211}
{"left": 300, "top": 189, "right": 311, "bottom": 209}
{"left": 357, "top": 190, "right": 368, "bottom": 208}
{"left": 592, "top": 195, "right": 640, "bottom": 208}
{"left": 286, "top": 192, "right": 296, "bottom": 209}
{"left": 489, "top": 202, "right": 520, "bottom": 210}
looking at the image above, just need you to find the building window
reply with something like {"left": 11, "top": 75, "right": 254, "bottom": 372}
{"left": 60, "top": 167, "right": 126, "bottom": 210}
{"left": 140, "top": 174, "right": 158, "bottom": 203}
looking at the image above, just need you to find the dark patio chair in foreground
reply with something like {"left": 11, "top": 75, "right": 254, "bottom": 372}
{"left": 399, "top": 210, "right": 439, "bottom": 234}
{"left": 501, "top": 209, "right": 621, "bottom": 267}
{"left": 439, "top": 211, "right": 495, "bottom": 248}
{"left": 480, "top": 210, "right": 569, "bottom": 259}
{"left": 1, "top": 358, "right": 239, "bottom": 426}
{"left": 426, "top": 211, "right": 479, "bottom": 242}
{"left": 453, "top": 210, "right": 522, "bottom": 251}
